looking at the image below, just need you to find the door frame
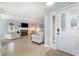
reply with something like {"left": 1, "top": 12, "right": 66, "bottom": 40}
{"left": 50, "top": 13, "right": 58, "bottom": 50}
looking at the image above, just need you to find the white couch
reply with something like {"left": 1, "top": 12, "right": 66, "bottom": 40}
{"left": 4, "top": 33, "right": 20, "bottom": 39}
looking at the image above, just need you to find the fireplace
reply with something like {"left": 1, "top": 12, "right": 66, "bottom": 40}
{"left": 20, "top": 30, "right": 28, "bottom": 36}
{"left": 20, "top": 23, "right": 28, "bottom": 36}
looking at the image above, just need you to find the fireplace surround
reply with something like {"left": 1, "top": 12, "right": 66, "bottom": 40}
{"left": 20, "top": 30, "right": 28, "bottom": 36}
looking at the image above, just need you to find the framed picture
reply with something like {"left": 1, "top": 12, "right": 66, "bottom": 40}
{"left": 71, "top": 18, "right": 77, "bottom": 27}
{"left": 8, "top": 22, "right": 15, "bottom": 32}
{"left": 70, "top": 10, "right": 78, "bottom": 28}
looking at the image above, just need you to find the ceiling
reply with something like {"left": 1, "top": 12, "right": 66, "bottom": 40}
{"left": 0, "top": 2, "right": 77, "bottom": 23}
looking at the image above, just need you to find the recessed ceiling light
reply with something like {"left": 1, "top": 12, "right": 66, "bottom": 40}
{"left": 46, "top": 1, "right": 55, "bottom": 6}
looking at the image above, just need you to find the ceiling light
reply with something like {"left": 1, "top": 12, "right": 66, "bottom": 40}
{"left": 46, "top": 1, "right": 55, "bottom": 6}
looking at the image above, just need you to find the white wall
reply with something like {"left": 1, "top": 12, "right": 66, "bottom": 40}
{"left": 45, "top": 3, "right": 79, "bottom": 55}
{"left": 0, "top": 19, "right": 8, "bottom": 39}
{"left": 44, "top": 13, "right": 51, "bottom": 47}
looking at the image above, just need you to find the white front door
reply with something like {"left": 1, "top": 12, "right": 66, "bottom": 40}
{"left": 57, "top": 13, "right": 66, "bottom": 50}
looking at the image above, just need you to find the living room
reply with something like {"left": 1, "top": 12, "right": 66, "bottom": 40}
{"left": 0, "top": 2, "right": 79, "bottom": 57}
{"left": 0, "top": 2, "right": 45, "bottom": 56}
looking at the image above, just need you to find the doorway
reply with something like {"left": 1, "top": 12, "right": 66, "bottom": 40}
{"left": 52, "top": 16, "right": 55, "bottom": 41}
{"left": 52, "top": 15, "right": 57, "bottom": 49}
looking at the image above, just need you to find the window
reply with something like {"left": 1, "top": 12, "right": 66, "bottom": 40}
{"left": 61, "top": 13, "right": 66, "bottom": 31}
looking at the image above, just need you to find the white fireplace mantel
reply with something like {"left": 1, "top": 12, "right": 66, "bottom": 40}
{"left": 19, "top": 28, "right": 28, "bottom": 31}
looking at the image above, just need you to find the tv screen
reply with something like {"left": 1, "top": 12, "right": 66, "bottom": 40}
{"left": 21, "top": 23, "right": 28, "bottom": 28}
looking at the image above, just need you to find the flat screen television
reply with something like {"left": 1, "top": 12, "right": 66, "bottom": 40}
{"left": 21, "top": 23, "right": 28, "bottom": 28}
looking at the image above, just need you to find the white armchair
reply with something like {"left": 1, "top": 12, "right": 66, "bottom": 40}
{"left": 32, "top": 31, "right": 44, "bottom": 44}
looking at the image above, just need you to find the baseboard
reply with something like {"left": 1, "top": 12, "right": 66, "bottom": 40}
{"left": 58, "top": 50, "right": 74, "bottom": 56}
